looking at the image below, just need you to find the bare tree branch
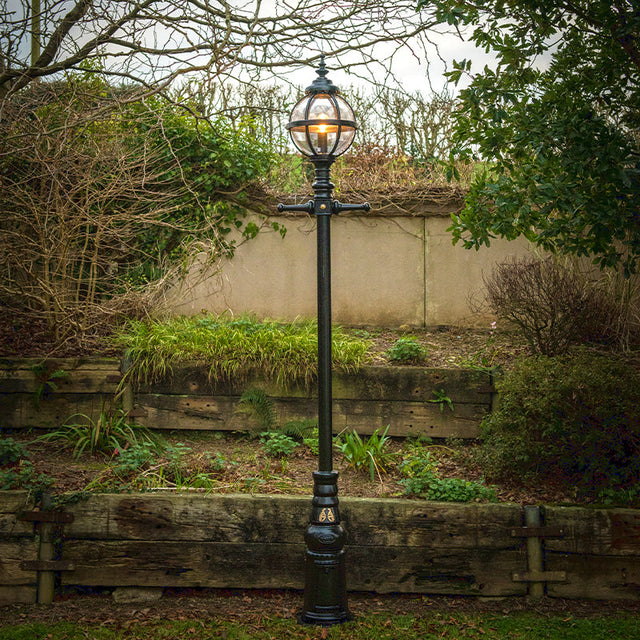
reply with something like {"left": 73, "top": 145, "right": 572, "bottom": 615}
{"left": 1, "top": 0, "right": 445, "bottom": 105}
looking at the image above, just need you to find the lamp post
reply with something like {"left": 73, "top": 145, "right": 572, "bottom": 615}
{"left": 278, "top": 55, "right": 369, "bottom": 626}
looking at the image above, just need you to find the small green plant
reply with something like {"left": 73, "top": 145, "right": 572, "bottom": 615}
{"left": 204, "top": 452, "right": 230, "bottom": 473}
{"left": 237, "top": 388, "right": 316, "bottom": 442}
{"left": 180, "top": 472, "right": 219, "bottom": 491}
{"left": 0, "top": 437, "right": 30, "bottom": 466}
{"left": 0, "top": 460, "right": 53, "bottom": 492}
{"left": 398, "top": 447, "right": 438, "bottom": 479}
{"left": 38, "top": 407, "right": 159, "bottom": 459}
{"left": 30, "top": 364, "right": 69, "bottom": 407}
{"left": 337, "top": 426, "right": 394, "bottom": 481}
{"left": 399, "top": 445, "right": 496, "bottom": 502}
{"left": 163, "top": 442, "right": 192, "bottom": 481}
{"left": 243, "top": 476, "right": 267, "bottom": 491}
{"left": 386, "top": 337, "right": 428, "bottom": 364}
{"left": 259, "top": 432, "right": 299, "bottom": 457}
{"left": 303, "top": 427, "right": 320, "bottom": 455}
{"left": 280, "top": 418, "right": 317, "bottom": 441}
{"left": 236, "top": 388, "right": 277, "bottom": 432}
{"left": 429, "top": 389, "right": 454, "bottom": 413}
{"left": 113, "top": 441, "right": 157, "bottom": 474}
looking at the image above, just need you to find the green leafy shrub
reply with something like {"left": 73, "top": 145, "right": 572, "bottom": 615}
{"left": 259, "top": 432, "right": 299, "bottom": 458}
{"left": 0, "top": 438, "right": 29, "bottom": 466}
{"left": 421, "top": 477, "right": 497, "bottom": 503}
{"left": 597, "top": 484, "right": 640, "bottom": 507}
{"left": 386, "top": 337, "right": 428, "bottom": 364}
{"left": 479, "top": 352, "right": 640, "bottom": 494}
{"left": 399, "top": 446, "right": 496, "bottom": 502}
{"left": 337, "top": 427, "right": 394, "bottom": 480}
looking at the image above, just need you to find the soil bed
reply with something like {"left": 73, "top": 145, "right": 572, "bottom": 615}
{"left": 10, "top": 422, "right": 576, "bottom": 507}
{"left": 2, "top": 587, "right": 640, "bottom": 627}
{"left": 0, "top": 325, "right": 614, "bottom": 507}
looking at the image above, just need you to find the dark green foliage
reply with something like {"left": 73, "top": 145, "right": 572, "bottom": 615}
{"left": 386, "top": 337, "right": 428, "bottom": 364}
{"left": 421, "top": 1, "right": 640, "bottom": 274}
{"left": 30, "top": 365, "right": 69, "bottom": 407}
{"left": 480, "top": 352, "right": 640, "bottom": 494}
{"left": 259, "top": 432, "right": 299, "bottom": 458}
{"left": 0, "top": 460, "right": 53, "bottom": 492}
{"left": 0, "top": 436, "right": 52, "bottom": 492}
{"left": 0, "top": 437, "right": 29, "bottom": 466}
{"left": 399, "top": 445, "right": 496, "bottom": 502}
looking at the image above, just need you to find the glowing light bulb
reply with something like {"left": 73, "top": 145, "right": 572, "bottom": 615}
{"left": 315, "top": 113, "right": 330, "bottom": 154}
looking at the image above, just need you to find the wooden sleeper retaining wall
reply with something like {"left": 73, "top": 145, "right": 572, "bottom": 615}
{"left": 1, "top": 491, "right": 639, "bottom": 604}
{"left": 0, "top": 358, "right": 494, "bottom": 438}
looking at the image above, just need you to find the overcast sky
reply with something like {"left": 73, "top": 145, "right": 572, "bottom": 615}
{"left": 275, "top": 29, "right": 495, "bottom": 98}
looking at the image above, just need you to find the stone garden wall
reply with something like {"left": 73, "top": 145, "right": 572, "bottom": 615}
{"left": 169, "top": 210, "right": 534, "bottom": 328}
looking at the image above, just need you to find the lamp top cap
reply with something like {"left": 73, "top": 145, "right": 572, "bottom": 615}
{"left": 305, "top": 54, "right": 339, "bottom": 95}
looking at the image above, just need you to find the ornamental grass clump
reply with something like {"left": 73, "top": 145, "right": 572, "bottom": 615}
{"left": 116, "top": 314, "right": 372, "bottom": 388}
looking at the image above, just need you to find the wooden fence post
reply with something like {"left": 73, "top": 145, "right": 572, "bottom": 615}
{"left": 36, "top": 493, "right": 56, "bottom": 604}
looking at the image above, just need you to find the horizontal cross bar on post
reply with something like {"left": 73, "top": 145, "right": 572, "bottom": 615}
{"left": 512, "top": 571, "right": 567, "bottom": 583}
{"left": 21, "top": 560, "right": 75, "bottom": 572}
{"left": 18, "top": 511, "right": 74, "bottom": 524}
{"left": 510, "top": 526, "right": 564, "bottom": 538}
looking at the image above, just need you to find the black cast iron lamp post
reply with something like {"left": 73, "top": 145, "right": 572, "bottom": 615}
{"left": 278, "top": 55, "right": 369, "bottom": 626}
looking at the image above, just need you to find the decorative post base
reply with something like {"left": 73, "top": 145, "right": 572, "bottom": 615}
{"left": 298, "top": 470, "right": 351, "bottom": 626}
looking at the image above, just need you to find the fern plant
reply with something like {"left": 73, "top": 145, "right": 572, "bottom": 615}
{"left": 236, "top": 389, "right": 316, "bottom": 440}
{"left": 30, "top": 364, "right": 69, "bottom": 408}
{"left": 236, "top": 388, "right": 277, "bottom": 433}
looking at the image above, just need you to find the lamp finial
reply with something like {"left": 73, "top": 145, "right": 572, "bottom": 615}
{"left": 306, "top": 54, "right": 338, "bottom": 95}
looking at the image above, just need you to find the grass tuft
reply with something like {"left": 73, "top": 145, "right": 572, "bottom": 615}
{"left": 115, "top": 314, "right": 372, "bottom": 388}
